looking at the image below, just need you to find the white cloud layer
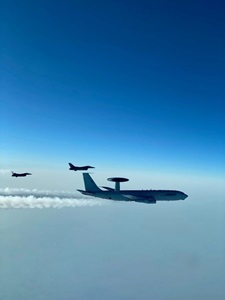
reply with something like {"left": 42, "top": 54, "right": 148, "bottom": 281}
{"left": 0, "top": 187, "right": 82, "bottom": 198}
{"left": 0, "top": 188, "right": 103, "bottom": 209}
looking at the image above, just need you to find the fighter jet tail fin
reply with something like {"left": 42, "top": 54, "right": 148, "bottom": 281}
{"left": 83, "top": 173, "right": 102, "bottom": 192}
{"left": 69, "top": 163, "right": 75, "bottom": 169}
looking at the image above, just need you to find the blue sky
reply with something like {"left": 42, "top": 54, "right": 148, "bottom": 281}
{"left": 1, "top": 0, "right": 225, "bottom": 185}
{"left": 1, "top": 1, "right": 225, "bottom": 299}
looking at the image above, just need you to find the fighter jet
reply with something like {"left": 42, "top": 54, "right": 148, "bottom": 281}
{"left": 68, "top": 163, "right": 95, "bottom": 171}
{"left": 77, "top": 173, "right": 188, "bottom": 204}
{"left": 11, "top": 171, "right": 32, "bottom": 177}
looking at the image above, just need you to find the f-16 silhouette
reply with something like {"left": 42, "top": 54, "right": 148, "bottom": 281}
{"left": 11, "top": 171, "right": 32, "bottom": 177}
{"left": 68, "top": 163, "right": 95, "bottom": 171}
{"left": 77, "top": 173, "right": 188, "bottom": 204}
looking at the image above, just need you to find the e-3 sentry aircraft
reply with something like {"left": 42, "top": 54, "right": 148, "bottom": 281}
{"left": 77, "top": 173, "right": 188, "bottom": 204}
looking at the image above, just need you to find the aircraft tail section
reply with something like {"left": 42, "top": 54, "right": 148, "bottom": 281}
{"left": 69, "top": 163, "right": 75, "bottom": 169}
{"left": 83, "top": 173, "right": 102, "bottom": 192}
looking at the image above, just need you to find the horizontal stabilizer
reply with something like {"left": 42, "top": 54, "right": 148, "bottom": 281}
{"left": 77, "top": 189, "right": 95, "bottom": 196}
{"left": 102, "top": 186, "right": 114, "bottom": 191}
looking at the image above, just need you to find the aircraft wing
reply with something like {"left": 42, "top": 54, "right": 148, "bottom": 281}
{"left": 122, "top": 194, "right": 156, "bottom": 203}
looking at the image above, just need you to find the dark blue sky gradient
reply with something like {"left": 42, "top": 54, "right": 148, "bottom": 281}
{"left": 1, "top": 0, "right": 225, "bottom": 177}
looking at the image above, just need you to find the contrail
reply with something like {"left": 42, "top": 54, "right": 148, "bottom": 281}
{"left": 0, "top": 196, "right": 103, "bottom": 209}
{"left": 0, "top": 188, "right": 104, "bottom": 209}
{"left": 0, "top": 187, "right": 83, "bottom": 198}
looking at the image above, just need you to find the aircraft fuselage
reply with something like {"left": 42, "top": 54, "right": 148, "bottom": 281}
{"left": 78, "top": 189, "right": 187, "bottom": 203}
{"left": 69, "top": 163, "right": 95, "bottom": 171}
{"left": 70, "top": 166, "right": 94, "bottom": 171}
{"left": 12, "top": 173, "right": 32, "bottom": 177}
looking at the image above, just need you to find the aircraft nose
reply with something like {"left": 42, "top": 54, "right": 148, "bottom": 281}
{"left": 183, "top": 193, "right": 188, "bottom": 200}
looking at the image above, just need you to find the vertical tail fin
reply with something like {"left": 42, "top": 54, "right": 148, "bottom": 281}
{"left": 83, "top": 173, "right": 101, "bottom": 192}
{"left": 69, "top": 163, "right": 75, "bottom": 168}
